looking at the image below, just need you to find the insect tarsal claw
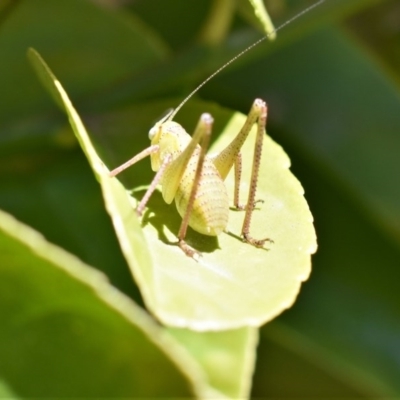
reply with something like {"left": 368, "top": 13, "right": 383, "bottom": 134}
{"left": 178, "top": 240, "right": 202, "bottom": 260}
{"left": 234, "top": 199, "right": 264, "bottom": 211}
{"left": 251, "top": 199, "right": 265, "bottom": 210}
{"left": 242, "top": 233, "right": 274, "bottom": 248}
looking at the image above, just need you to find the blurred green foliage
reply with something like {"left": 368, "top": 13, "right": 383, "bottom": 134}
{"left": 1, "top": 0, "right": 400, "bottom": 398}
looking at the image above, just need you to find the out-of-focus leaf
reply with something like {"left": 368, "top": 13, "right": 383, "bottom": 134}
{"left": 27, "top": 48, "right": 154, "bottom": 304}
{"left": 197, "top": 0, "right": 237, "bottom": 46}
{"left": 0, "top": 0, "right": 17, "bottom": 24}
{"left": 252, "top": 149, "right": 400, "bottom": 396}
{"left": 0, "top": 208, "right": 209, "bottom": 398}
{"left": 169, "top": 327, "right": 258, "bottom": 399}
{"left": 346, "top": 0, "right": 400, "bottom": 76}
{"left": 247, "top": 0, "right": 276, "bottom": 39}
{"left": 0, "top": 379, "right": 19, "bottom": 399}
{"left": 125, "top": 0, "right": 212, "bottom": 50}
{"left": 0, "top": 0, "right": 167, "bottom": 126}
{"left": 0, "top": 147, "right": 141, "bottom": 300}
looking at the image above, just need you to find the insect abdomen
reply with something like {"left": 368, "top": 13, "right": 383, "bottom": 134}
{"left": 175, "top": 156, "right": 229, "bottom": 236}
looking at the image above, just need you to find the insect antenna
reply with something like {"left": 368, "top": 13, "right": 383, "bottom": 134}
{"left": 168, "top": 0, "right": 326, "bottom": 121}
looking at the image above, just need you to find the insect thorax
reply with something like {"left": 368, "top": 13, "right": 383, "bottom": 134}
{"left": 150, "top": 121, "right": 191, "bottom": 172}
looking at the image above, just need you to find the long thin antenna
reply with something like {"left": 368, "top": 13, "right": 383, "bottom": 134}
{"left": 169, "top": 0, "right": 326, "bottom": 121}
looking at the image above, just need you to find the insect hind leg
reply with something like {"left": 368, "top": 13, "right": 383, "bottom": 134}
{"left": 177, "top": 113, "right": 213, "bottom": 259}
{"left": 213, "top": 98, "right": 273, "bottom": 248}
{"left": 240, "top": 99, "right": 273, "bottom": 247}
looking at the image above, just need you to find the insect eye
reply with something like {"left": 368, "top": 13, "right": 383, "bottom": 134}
{"left": 148, "top": 125, "right": 158, "bottom": 140}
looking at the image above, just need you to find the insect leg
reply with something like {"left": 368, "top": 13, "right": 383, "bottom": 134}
{"left": 233, "top": 151, "right": 264, "bottom": 210}
{"left": 109, "top": 144, "right": 171, "bottom": 216}
{"left": 213, "top": 99, "right": 272, "bottom": 247}
{"left": 109, "top": 145, "right": 159, "bottom": 177}
{"left": 178, "top": 113, "right": 213, "bottom": 258}
{"left": 136, "top": 154, "right": 172, "bottom": 216}
{"left": 212, "top": 100, "right": 262, "bottom": 180}
{"left": 234, "top": 151, "right": 244, "bottom": 209}
{"left": 241, "top": 100, "right": 272, "bottom": 247}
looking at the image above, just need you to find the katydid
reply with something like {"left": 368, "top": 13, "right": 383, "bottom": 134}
{"left": 110, "top": 0, "right": 325, "bottom": 258}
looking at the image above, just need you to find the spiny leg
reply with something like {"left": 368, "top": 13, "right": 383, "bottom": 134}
{"left": 241, "top": 100, "right": 272, "bottom": 247}
{"left": 234, "top": 152, "right": 244, "bottom": 209}
{"left": 212, "top": 99, "right": 272, "bottom": 247}
{"left": 233, "top": 152, "right": 265, "bottom": 211}
{"left": 109, "top": 145, "right": 159, "bottom": 177}
{"left": 136, "top": 154, "right": 171, "bottom": 216}
{"left": 178, "top": 113, "right": 213, "bottom": 258}
{"left": 234, "top": 151, "right": 264, "bottom": 211}
{"left": 109, "top": 144, "right": 172, "bottom": 217}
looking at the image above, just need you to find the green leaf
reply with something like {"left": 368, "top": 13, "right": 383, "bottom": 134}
{"left": 28, "top": 48, "right": 316, "bottom": 331}
{"left": 4, "top": 0, "right": 398, "bottom": 396}
{"left": 0, "top": 208, "right": 210, "bottom": 398}
{"left": 27, "top": 48, "right": 260, "bottom": 398}
{"left": 27, "top": 47, "right": 154, "bottom": 306}
{"left": 197, "top": 0, "right": 237, "bottom": 46}
{"left": 131, "top": 103, "right": 316, "bottom": 330}
{"left": 170, "top": 327, "right": 258, "bottom": 399}
{"left": 0, "top": 379, "right": 19, "bottom": 399}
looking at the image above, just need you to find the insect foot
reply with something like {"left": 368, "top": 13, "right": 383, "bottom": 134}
{"left": 178, "top": 240, "right": 202, "bottom": 261}
{"left": 228, "top": 98, "right": 273, "bottom": 250}
{"left": 234, "top": 199, "right": 264, "bottom": 211}
{"left": 242, "top": 233, "right": 274, "bottom": 248}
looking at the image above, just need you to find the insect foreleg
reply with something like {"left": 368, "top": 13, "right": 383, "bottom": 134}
{"left": 177, "top": 113, "right": 213, "bottom": 258}
{"left": 136, "top": 154, "right": 172, "bottom": 216}
{"left": 109, "top": 145, "right": 159, "bottom": 177}
{"left": 109, "top": 144, "right": 171, "bottom": 217}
